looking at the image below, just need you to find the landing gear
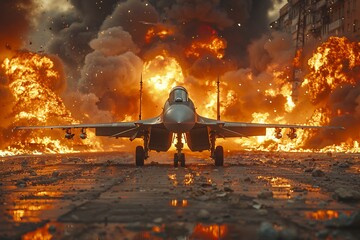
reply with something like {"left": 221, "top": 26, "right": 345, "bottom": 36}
{"left": 135, "top": 146, "right": 145, "bottom": 166}
{"left": 214, "top": 146, "right": 224, "bottom": 166}
{"left": 135, "top": 131, "right": 149, "bottom": 166}
{"left": 210, "top": 131, "right": 224, "bottom": 166}
{"left": 174, "top": 153, "right": 185, "bottom": 167}
{"left": 174, "top": 133, "right": 185, "bottom": 167}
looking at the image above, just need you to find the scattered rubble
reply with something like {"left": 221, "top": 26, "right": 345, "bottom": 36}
{"left": 325, "top": 211, "right": 360, "bottom": 228}
{"left": 311, "top": 169, "right": 325, "bottom": 177}
{"left": 333, "top": 188, "right": 360, "bottom": 202}
{"left": 258, "top": 189, "right": 274, "bottom": 199}
{"left": 1, "top": 152, "right": 359, "bottom": 239}
{"left": 197, "top": 209, "right": 210, "bottom": 220}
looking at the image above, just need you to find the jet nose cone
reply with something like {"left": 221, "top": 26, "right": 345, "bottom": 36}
{"left": 164, "top": 104, "right": 195, "bottom": 133}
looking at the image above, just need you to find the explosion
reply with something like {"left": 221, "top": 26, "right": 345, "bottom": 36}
{"left": 0, "top": 52, "right": 102, "bottom": 156}
{"left": 302, "top": 37, "right": 360, "bottom": 103}
{"left": 185, "top": 25, "right": 227, "bottom": 59}
{"left": 145, "top": 24, "right": 175, "bottom": 43}
{"left": 3, "top": 52, "right": 72, "bottom": 123}
{"left": 232, "top": 37, "right": 360, "bottom": 152}
{"left": 186, "top": 35, "right": 227, "bottom": 59}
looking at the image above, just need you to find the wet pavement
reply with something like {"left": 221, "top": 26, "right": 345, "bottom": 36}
{"left": 1, "top": 151, "right": 360, "bottom": 239}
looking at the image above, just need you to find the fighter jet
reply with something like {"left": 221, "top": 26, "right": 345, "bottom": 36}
{"left": 15, "top": 84, "right": 343, "bottom": 167}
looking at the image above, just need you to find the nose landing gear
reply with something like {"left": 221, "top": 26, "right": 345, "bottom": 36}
{"left": 174, "top": 133, "right": 185, "bottom": 167}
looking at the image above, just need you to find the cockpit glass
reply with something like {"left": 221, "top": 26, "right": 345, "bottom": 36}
{"left": 171, "top": 89, "right": 188, "bottom": 102}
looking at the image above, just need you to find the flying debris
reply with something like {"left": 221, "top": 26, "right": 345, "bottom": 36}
{"left": 15, "top": 86, "right": 343, "bottom": 167}
{"left": 138, "top": 20, "right": 157, "bottom": 25}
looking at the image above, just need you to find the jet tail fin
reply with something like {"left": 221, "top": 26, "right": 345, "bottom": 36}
{"left": 217, "top": 76, "right": 220, "bottom": 121}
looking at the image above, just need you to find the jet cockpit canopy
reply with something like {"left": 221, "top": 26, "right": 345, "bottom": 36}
{"left": 169, "top": 86, "right": 188, "bottom": 103}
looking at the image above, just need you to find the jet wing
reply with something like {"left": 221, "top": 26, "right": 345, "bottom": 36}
{"left": 15, "top": 116, "right": 163, "bottom": 140}
{"left": 197, "top": 116, "right": 344, "bottom": 138}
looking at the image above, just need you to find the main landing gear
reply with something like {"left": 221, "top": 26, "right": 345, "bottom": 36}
{"left": 210, "top": 131, "right": 224, "bottom": 166}
{"left": 174, "top": 133, "right": 185, "bottom": 167}
{"left": 135, "top": 131, "right": 149, "bottom": 166}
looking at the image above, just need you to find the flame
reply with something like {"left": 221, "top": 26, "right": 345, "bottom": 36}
{"left": 302, "top": 37, "right": 360, "bottom": 103}
{"left": 0, "top": 52, "right": 102, "bottom": 156}
{"left": 186, "top": 36, "right": 227, "bottom": 59}
{"left": 143, "top": 53, "right": 184, "bottom": 92}
{"left": 145, "top": 25, "right": 174, "bottom": 43}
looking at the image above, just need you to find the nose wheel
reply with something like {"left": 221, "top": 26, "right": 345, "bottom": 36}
{"left": 174, "top": 153, "right": 185, "bottom": 167}
{"left": 174, "top": 133, "right": 185, "bottom": 167}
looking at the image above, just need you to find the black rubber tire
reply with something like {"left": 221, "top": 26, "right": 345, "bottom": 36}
{"left": 214, "top": 146, "right": 224, "bottom": 166}
{"left": 174, "top": 153, "right": 179, "bottom": 167}
{"left": 180, "top": 153, "right": 185, "bottom": 167}
{"left": 135, "top": 146, "right": 145, "bottom": 166}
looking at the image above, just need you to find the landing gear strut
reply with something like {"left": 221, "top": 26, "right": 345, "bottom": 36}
{"left": 210, "top": 131, "right": 224, "bottom": 166}
{"left": 135, "top": 131, "right": 150, "bottom": 166}
{"left": 174, "top": 133, "right": 185, "bottom": 167}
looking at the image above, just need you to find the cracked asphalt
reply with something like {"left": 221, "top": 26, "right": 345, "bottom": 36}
{"left": 1, "top": 151, "right": 360, "bottom": 239}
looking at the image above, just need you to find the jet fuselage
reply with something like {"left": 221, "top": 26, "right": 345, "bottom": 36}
{"left": 163, "top": 86, "right": 197, "bottom": 133}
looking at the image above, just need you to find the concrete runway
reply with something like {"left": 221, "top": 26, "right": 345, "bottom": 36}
{"left": 1, "top": 151, "right": 360, "bottom": 239}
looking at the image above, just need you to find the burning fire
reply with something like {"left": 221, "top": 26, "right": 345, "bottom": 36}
{"left": 0, "top": 52, "right": 102, "bottom": 156}
{"left": 233, "top": 37, "right": 360, "bottom": 152}
{"left": 302, "top": 37, "right": 360, "bottom": 103}
{"left": 186, "top": 35, "right": 227, "bottom": 59}
{"left": 142, "top": 51, "right": 184, "bottom": 107}
{"left": 1, "top": 35, "right": 360, "bottom": 156}
{"left": 145, "top": 25, "right": 175, "bottom": 43}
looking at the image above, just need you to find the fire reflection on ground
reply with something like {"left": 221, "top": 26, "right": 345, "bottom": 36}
{"left": 11, "top": 201, "right": 57, "bottom": 222}
{"left": 184, "top": 173, "right": 194, "bottom": 185}
{"left": 167, "top": 173, "right": 178, "bottom": 186}
{"left": 170, "top": 199, "right": 188, "bottom": 207}
{"left": 34, "top": 191, "right": 63, "bottom": 198}
{"left": 21, "top": 222, "right": 229, "bottom": 240}
{"left": 192, "top": 224, "right": 228, "bottom": 239}
{"left": 305, "top": 210, "right": 352, "bottom": 221}
{"left": 22, "top": 222, "right": 64, "bottom": 240}
{"left": 168, "top": 173, "right": 197, "bottom": 186}
{"left": 257, "top": 176, "right": 293, "bottom": 199}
